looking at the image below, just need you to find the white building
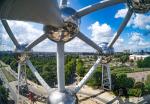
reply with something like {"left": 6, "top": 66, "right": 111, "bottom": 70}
{"left": 129, "top": 54, "right": 150, "bottom": 61}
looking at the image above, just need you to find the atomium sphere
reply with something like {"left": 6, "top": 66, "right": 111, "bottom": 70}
{"left": 127, "top": 0, "right": 150, "bottom": 13}
{"left": 44, "top": 7, "right": 80, "bottom": 43}
{"left": 99, "top": 42, "right": 114, "bottom": 55}
{"left": 44, "top": 22, "right": 79, "bottom": 42}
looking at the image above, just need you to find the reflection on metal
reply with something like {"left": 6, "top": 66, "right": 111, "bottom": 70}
{"left": 127, "top": 0, "right": 150, "bottom": 13}
{"left": 44, "top": 7, "right": 79, "bottom": 42}
{"left": 102, "top": 64, "right": 111, "bottom": 90}
{"left": 99, "top": 42, "right": 114, "bottom": 55}
{"left": 57, "top": 42, "right": 65, "bottom": 92}
{"left": 44, "top": 22, "right": 78, "bottom": 42}
{"left": 47, "top": 89, "right": 77, "bottom": 104}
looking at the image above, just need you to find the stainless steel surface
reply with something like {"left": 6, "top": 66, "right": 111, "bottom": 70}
{"left": 127, "top": 0, "right": 150, "bottom": 13}
{"left": 47, "top": 89, "right": 77, "bottom": 104}
{"left": 74, "top": 0, "right": 125, "bottom": 18}
{"left": 57, "top": 42, "right": 65, "bottom": 92}
{"left": 45, "top": 7, "right": 79, "bottom": 42}
{"left": 0, "top": 0, "right": 63, "bottom": 27}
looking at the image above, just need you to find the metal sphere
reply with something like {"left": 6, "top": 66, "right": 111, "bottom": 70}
{"left": 44, "top": 7, "right": 80, "bottom": 43}
{"left": 44, "top": 22, "right": 78, "bottom": 42}
{"left": 15, "top": 44, "right": 28, "bottom": 53}
{"left": 61, "top": 7, "right": 79, "bottom": 25}
{"left": 47, "top": 90, "right": 77, "bottom": 104}
{"left": 127, "top": 0, "right": 150, "bottom": 13}
{"left": 99, "top": 42, "right": 114, "bottom": 55}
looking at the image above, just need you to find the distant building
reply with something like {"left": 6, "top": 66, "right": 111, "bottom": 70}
{"left": 123, "top": 49, "right": 130, "bottom": 54}
{"left": 129, "top": 54, "right": 150, "bottom": 61}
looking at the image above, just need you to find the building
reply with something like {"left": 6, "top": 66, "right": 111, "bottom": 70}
{"left": 129, "top": 54, "right": 150, "bottom": 61}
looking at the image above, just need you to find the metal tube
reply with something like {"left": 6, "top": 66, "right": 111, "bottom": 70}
{"left": 17, "top": 63, "right": 21, "bottom": 104}
{"left": 26, "top": 60, "right": 51, "bottom": 92}
{"left": 77, "top": 32, "right": 103, "bottom": 54}
{"left": 108, "top": 9, "right": 133, "bottom": 48}
{"left": 57, "top": 42, "right": 65, "bottom": 92}
{"left": 74, "top": 0, "right": 125, "bottom": 18}
{"left": 25, "top": 34, "right": 48, "bottom": 51}
{"left": 74, "top": 57, "right": 102, "bottom": 93}
{"left": 1, "top": 20, "right": 20, "bottom": 48}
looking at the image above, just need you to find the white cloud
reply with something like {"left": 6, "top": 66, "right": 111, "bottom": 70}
{"left": 1, "top": 20, "right": 149, "bottom": 52}
{"left": 88, "top": 21, "right": 112, "bottom": 44}
{"left": 115, "top": 8, "right": 150, "bottom": 30}
{"left": 128, "top": 32, "right": 150, "bottom": 49}
{"left": 129, "top": 14, "right": 150, "bottom": 30}
{"left": 115, "top": 8, "right": 128, "bottom": 18}
{"left": 130, "top": 32, "right": 142, "bottom": 42}
{"left": 7, "top": 21, "right": 44, "bottom": 44}
{"left": 1, "top": 20, "right": 48, "bottom": 51}
{"left": 65, "top": 37, "right": 94, "bottom": 52}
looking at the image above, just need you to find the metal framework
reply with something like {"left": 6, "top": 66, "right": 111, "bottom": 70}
{"left": 0, "top": 0, "right": 150, "bottom": 104}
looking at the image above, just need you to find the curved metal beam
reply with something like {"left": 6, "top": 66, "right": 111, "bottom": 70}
{"left": 73, "top": 0, "right": 125, "bottom": 18}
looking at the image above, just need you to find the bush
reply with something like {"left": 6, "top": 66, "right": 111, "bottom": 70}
{"left": 87, "top": 68, "right": 102, "bottom": 88}
{"left": 145, "top": 74, "right": 150, "bottom": 92}
{"left": 134, "top": 82, "right": 145, "bottom": 89}
{"left": 76, "top": 59, "right": 86, "bottom": 77}
{"left": 115, "top": 73, "right": 135, "bottom": 89}
{"left": 128, "top": 88, "right": 142, "bottom": 97}
{"left": 137, "top": 57, "right": 150, "bottom": 68}
{"left": 0, "top": 85, "right": 8, "bottom": 103}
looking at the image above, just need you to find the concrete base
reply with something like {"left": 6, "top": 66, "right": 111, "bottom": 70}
{"left": 47, "top": 89, "right": 77, "bottom": 104}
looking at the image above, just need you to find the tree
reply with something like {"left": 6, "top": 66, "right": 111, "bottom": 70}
{"left": 119, "top": 54, "right": 129, "bottom": 64}
{"left": 145, "top": 74, "right": 150, "bottom": 91}
{"left": 0, "top": 86, "right": 8, "bottom": 103}
{"left": 87, "top": 68, "right": 102, "bottom": 88}
{"left": 76, "top": 59, "right": 86, "bottom": 77}
{"left": 115, "top": 73, "right": 135, "bottom": 89}
{"left": 137, "top": 57, "right": 150, "bottom": 68}
{"left": 65, "top": 58, "right": 76, "bottom": 84}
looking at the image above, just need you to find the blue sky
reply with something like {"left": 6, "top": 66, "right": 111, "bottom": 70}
{"left": 1, "top": 0, "right": 150, "bottom": 52}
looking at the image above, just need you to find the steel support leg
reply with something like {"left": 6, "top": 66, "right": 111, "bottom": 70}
{"left": 57, "top": 42, "right": 65, "bottom": 92}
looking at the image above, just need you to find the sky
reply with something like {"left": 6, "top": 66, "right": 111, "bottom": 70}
{"left": 0, "top": 0, "right": 150, "bottom": 52}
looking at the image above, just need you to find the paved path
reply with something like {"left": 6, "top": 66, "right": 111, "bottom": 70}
{"left": 0, "top": 67, "right": 17, "bottom": 103}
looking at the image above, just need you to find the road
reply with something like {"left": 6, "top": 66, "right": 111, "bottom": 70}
{"left": 78, "top": 91, "right": 108, "bottom": 104}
